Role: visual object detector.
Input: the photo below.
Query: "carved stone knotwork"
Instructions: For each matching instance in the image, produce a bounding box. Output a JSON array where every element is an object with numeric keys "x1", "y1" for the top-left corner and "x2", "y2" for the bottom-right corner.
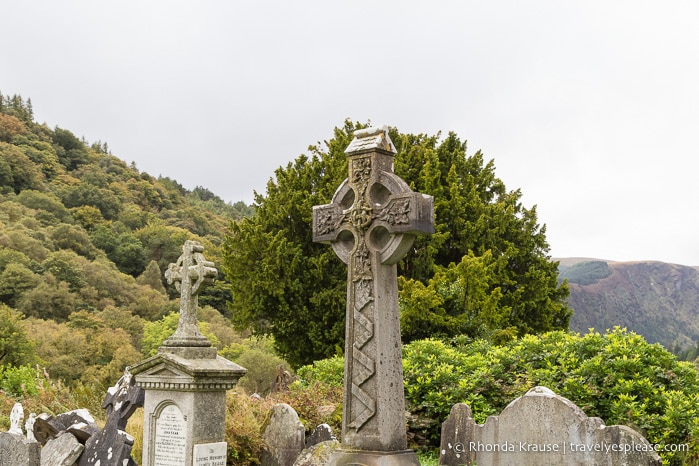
[{"x1": 313, "y1": 126, "x2": 434, "y2": 463}]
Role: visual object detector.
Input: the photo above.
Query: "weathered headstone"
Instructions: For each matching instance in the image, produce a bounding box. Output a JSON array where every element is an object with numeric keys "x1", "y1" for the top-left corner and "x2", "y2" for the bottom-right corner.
[
  {"x1": 131, "y1": 240, "x2": 246, "y2": 466},
  {"x1": 33, "y1": 410, "x2": 99, "y2": 446},
  {"x1": 307, "y1": 423, "x2": 336, "y2": 446},
  {"x1": 0, "y1": 432, "x2": 41, "y2": 466},
  {"x1": 41, "y1": 432, "x2": 84, "y2": 466},
  {"x1": 78, "y1": 367, "x2": 144, "y2": 465},
  {"x1": 439, "y1": 386, "x2": 662, "y2": 466},
  {"x1": 313, "y1": 126, "x2": 434, "y2": 465},
  {"x1": 259, "y1": 403, "x2": 305, "y2": 466},
  {"x1": 1, "y1": 404, "x2": 40, "y2": 466},
  {"x1": 292, "y1": 440, "x2": 340, "y2": 466},
  {"x1": 8, "y1": 403, "x2": 24, "y2": 435},
  {"x1": 25, "y1": 413, "x2": 38, "y2": 442}
]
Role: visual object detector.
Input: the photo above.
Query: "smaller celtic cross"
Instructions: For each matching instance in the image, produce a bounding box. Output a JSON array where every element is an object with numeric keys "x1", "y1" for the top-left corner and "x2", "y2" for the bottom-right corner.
[{"x1": 163, "y1": 240, "x2": 218, "y2": 347}]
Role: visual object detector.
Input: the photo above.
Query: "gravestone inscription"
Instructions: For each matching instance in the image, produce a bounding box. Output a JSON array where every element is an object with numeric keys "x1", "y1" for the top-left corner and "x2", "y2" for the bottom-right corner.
[
  {"x1": 313, "y1": 126, "x2": 434, "y2": 465},
  {"x1": 193, "y1": 442, "x2": 227, "y2": 466},
  {"x1": 154, "y1": 404, "x2": 187, "y2": 465}
]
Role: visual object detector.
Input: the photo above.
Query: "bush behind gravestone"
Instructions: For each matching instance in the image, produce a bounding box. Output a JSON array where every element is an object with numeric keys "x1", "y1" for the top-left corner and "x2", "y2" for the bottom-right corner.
[{"x1": 298, "y1": 328, "x2": 699, "y2": 465}]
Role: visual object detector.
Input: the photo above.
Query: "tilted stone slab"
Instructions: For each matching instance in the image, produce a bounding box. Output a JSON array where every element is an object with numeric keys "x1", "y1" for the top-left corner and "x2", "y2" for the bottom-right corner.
[
  {"x1": 307, "y1": 423, "x2": 337, "y2": 447},
  {"x1": 440, "y1": 386, "x2": 662, "y2": 466},
  {"x1": 41, "y1": 432, "x2": 84, "y2": 466}
]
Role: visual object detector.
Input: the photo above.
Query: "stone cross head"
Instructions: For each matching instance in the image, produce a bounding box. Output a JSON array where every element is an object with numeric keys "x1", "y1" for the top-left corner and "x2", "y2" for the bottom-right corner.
[{"x1": 163, "y1": 240, "x2": 218, "y2": 347}]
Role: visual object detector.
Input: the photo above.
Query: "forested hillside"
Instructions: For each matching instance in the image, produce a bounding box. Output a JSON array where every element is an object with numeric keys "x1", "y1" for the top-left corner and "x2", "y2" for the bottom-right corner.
[{"x1": 0, "y1": 93, "x2": 255, "y2": 386}]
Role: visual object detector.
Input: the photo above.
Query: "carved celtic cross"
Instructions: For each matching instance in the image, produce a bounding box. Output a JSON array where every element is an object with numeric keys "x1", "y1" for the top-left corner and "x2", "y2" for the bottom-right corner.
[
  {"x1": 313, "y1": 126, "x2": 434, "y2": 452},
  {"x1": 163, "y1": 240, "x2": 218, "y2": 347}
]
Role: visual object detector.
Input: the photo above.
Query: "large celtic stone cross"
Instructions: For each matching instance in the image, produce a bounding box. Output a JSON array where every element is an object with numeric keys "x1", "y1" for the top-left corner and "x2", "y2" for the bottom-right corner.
[
  {"x1": 163, "y1": 240, "x2": 218, "y2": 347},
  {"x1": 313, "y1": 126, "x2": 434, "y2": 454}
]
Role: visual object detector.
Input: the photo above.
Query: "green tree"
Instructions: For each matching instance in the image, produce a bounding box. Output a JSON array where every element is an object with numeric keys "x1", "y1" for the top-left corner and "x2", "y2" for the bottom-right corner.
[
  {"x1": 0, "y1": 262, "x2": 41, "y2": 307},
  {"x1": 222, "y1": 121, "x2": 569, "y2": 367},
  {"x1": 52, "y1": 127, "x2": 90, "y2": 170},
  {"x1": 136, "y1": 260, "x2": 167, "y2": 294},
  {"x1": 41, "y1": 250, "x2": 88, "y2": 292},
  {"x1": 90, "y1": 223, "x2": 147, "y2": 276},
  {"x1": 0, "y1": 142, "x2": 45, "y2": 194},
  {"x1": 58, "y1": 182, "x2": 123, "y2": 220},
  {"x1": 0, "y1": 305, "x2": 36, "y2": 366},
  {"x1": 15, "y1": 190, "x2": 72, "y2": 224},
  {"x1": 18, "y1": 273, "x2": 79, "y2": 321}
]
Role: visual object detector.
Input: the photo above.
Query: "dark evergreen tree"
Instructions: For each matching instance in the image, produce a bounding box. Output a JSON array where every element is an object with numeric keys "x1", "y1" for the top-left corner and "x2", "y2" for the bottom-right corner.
[{"x1": 222, "y1": 121, "x2": 570, "y2": 367}]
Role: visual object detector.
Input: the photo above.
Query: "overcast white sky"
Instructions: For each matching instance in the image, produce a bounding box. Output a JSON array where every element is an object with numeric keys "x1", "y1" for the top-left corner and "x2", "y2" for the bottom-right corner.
[{"x1": 2, "y1": 1, "x2": 698, "y2": 266}]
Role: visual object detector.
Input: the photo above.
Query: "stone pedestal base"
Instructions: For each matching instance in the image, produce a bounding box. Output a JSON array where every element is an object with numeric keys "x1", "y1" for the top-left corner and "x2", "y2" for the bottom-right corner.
[
  {"x1": 130, "y1": 350, "x2": 246, "y2": 466},
  {"x1": 327, "y1": 448, "x2": 420, "y2": 466}
]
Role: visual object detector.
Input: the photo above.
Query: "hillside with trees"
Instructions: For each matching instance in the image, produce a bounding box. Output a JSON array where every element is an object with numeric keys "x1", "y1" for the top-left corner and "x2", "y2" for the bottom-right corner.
[{"x1": 0, "y1": 92, "x2": 255, "y2": 388}]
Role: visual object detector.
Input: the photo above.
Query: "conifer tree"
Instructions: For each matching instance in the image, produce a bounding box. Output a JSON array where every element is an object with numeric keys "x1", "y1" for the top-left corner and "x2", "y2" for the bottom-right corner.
[{"x1": 224, "y1": 121, "x2": 570, "y2": 367}]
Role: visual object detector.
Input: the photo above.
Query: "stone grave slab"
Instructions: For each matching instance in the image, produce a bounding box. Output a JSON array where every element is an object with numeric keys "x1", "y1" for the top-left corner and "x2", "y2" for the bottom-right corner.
[
  {"x1": 260, "y1": 403, "x2": 305, "y2": 466},
  {"x1": 440, "y1": 386, "x2": 662, "y2": 466},
  {"x1": 41, "y1": 432, "x2": 84, "y2": 466},
  {"x1": 0, "y1": 431, "x2": 40, "y2": 466},
  {"x1": 193, "y1": 441, "x2": 227, "y2": 466}
]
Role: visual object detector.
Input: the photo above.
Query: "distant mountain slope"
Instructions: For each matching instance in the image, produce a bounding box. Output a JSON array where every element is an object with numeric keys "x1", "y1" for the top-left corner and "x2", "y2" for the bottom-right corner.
[{"x1": 560, "y1": 259, "x2": 699, "y2": 349}]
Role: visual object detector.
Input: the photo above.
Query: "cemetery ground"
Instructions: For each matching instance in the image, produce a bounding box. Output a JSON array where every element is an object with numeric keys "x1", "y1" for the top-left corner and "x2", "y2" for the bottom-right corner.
[{"x1": 3, "y1": 327, "x2": 699, "y2": 465}]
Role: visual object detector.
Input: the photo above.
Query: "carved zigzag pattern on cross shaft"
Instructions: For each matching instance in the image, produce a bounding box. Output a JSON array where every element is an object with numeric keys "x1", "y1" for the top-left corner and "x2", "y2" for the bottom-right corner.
[{"x1": 349, "y1": 279, "x2": 376, "y2": 430}]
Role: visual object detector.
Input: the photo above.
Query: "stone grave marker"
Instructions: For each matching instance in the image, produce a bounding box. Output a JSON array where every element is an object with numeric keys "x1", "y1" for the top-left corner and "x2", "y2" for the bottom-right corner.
[
  {"x1": 8, "y1": 403, "x2": 24, "y2": 436},
  {"x1": 259, "y1": 403, "x2": 305, "y2": 466},
  {"x1": 307, "y1": 423, "x2": 336, "y2": 446},
  {"x1": 25, "y1": 413, "x2": 38, "y2": 442},
  {"x1": 41, "y1": 432, "x2": 84, "y2": 466},
  {"x1": 131, "y1": 240, "x2": 247, "y2": 466},
  {"x1": 33, "y1": 410, "x2": 99, "y2": 446},
  {"x1": 313, "y1": 126, "x2": 434, "y2": 465},
  {"x1": 0, "y1": 403, "x2": 40, "y2": 466},
  {"x1": 78, "y1": 367, "x2": 144, "y2": 465},
  {"x1": 439, "y1": 386, "x2": 662, "y2": 466}
]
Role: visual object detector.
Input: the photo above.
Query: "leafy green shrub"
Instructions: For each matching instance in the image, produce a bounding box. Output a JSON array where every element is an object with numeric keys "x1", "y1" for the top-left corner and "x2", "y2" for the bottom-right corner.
[
  {"x1": 0, "y1": 364, "x2": 39, "y2": 397},
  {"x1": 296, "y1": 355, "x2": 344, "y2": 388},
  {"x1": 305, "y1": 328, "x2": 699, "y2": 465},
  {"x1": 234, "y1": 348, "x2": 290, "y2": 395}
]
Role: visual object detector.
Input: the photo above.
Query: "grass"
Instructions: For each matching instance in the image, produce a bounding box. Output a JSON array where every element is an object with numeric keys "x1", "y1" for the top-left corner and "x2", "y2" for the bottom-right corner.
[{"x1": 418, "y1": 449, "x2": 440, "y2": 465}]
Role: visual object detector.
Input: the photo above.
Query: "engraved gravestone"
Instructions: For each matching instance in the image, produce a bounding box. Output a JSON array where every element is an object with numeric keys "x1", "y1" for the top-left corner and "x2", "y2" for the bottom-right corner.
[
  {"x1": 153, "y1": 404, "x2": 187, "y2": 464},
  {"x1": 193, "y1": 442, "x2": 227, "y2": 466},
  {"x1": 131, "y1": 240, "x2": 246, "y2": 466},
  {"x1": 313, "y1": 126, "x2": 434, "y2": 466}
]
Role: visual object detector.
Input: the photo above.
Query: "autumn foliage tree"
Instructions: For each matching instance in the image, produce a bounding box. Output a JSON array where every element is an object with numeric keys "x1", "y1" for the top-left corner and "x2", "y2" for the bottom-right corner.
[{"x1": 223, "y1": 121, "x2": 570, "y2": 367}]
